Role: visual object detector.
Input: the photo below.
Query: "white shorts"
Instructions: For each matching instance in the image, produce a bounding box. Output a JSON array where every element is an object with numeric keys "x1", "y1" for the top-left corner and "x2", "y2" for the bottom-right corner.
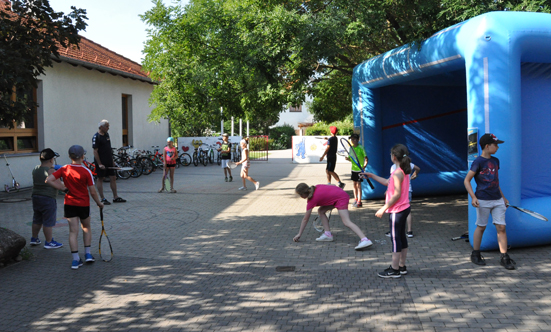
[
  {"x1": 476, "y1": 198, "x2": 506, "y2": 226},
  {"x1": 221, "y1": 159, "x2": 230, "y2": 169}
]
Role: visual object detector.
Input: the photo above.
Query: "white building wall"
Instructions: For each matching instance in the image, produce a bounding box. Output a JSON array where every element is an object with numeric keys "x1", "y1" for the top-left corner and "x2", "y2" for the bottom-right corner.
[
  {"x1": 273, "y1": 95, "x2": 314, "y2": 132},
  {"x1": 0, "y1": 62, "x2": 168, "y2": 189}
]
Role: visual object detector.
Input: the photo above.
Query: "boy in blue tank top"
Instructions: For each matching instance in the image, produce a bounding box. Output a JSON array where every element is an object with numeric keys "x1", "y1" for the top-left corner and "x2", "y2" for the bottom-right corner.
[{"x1": 464, "y1": 133, "x2": 515, "y2": 270}]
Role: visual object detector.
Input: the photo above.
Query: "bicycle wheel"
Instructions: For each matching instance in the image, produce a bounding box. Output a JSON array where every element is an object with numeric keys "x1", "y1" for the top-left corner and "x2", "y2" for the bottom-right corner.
[
  {"x1": 209, "y1": 150, "x2": 214, "y2": 164},
  {"x1": 217, "y1": 152, "x2": 221, "y2": 165},
  {"x1": 117, "y1": 161, "x2": 132, "y2": 180},
  {"x1": 156, "y1": 156, "x2": 164, "y2": 171},
  {"x1": 129, "y1": 159, "x2": 142, "y2": 178},
  {"x1": 193, "y1": 151, "x2": 198, "y2": 166},
  {"x1": 139, "y1": 157, "x2": 154, "y2": 175},
  {"x1": 201, "y1": 152, "x2": 208, "y2": 166},
  {"x1": 179, "y1": 153, "x2": 191, "y2": 166}
]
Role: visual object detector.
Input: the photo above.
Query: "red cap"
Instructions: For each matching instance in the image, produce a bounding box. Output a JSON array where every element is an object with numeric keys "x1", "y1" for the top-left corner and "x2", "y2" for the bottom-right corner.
[{"x1": 329, "y1": 126, "x2": 337, "y2": 134}]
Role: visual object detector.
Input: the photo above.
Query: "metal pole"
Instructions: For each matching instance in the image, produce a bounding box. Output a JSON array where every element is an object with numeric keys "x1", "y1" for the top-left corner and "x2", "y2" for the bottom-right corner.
[
  {"x1": 231, "y1": 116, "x2": 234, "y2": 136},
  {"x1": 220, "y1": 107, "x2": 223, "y2": 135},
  {"x1": 239, "y1": 119, "x2": 242, "y2": 137},
  {"x1": 247, "y1": 121, "x2": 249, "y2": 137}
]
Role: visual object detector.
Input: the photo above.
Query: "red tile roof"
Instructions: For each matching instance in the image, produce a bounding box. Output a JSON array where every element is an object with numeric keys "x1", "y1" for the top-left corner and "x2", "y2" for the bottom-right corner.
[{"x1": 57, "y1": 36, "x2": 152, "y2": 82}]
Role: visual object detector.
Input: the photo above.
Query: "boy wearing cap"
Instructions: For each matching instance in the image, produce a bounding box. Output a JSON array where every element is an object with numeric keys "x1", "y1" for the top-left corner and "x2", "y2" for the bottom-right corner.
[
  {"x1": 464, "y1": 133, "x2": 515, "y2": 270},
  {"x1": 218, "y1": 133, "x2": 233, "y2": 182},
  {"x1": 30, "y1": 148, "x2": 65, "y2": 249},
  {"x1": 320, "y1": 126, "x2": 345, "y2": 189},
  {"x1": 47, "y1": 145, "x2": 104, "y2": 270}
]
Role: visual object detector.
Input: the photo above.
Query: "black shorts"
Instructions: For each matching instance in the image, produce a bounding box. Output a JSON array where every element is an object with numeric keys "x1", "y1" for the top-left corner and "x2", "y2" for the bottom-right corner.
[
  {"x1": 95, "y1": 161, "x2": 116, "y2": 177},
  {"x1": 351, "y1": 171, "x2": 363, "y2": 182},
  {"x1": 166, "y1": 163, "x2": 176, "y2": 168},
  {"x1": 326, "y1": 158, "x2": 336, "y2": 172},
  {"x1": 64, "y1": 205, "x2": 90, "y2": 220}
]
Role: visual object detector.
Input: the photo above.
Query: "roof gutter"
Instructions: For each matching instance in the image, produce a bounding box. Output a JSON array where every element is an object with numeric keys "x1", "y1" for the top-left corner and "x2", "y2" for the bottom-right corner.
[{"x1": 51, "y1": 54, "x2": 157, "y2": 85}]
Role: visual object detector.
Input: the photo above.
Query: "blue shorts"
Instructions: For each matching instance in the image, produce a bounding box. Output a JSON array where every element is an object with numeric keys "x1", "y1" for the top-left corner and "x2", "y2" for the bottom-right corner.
[{"x1": 32, "y1": 195, "x2": 57, "y2": 228}]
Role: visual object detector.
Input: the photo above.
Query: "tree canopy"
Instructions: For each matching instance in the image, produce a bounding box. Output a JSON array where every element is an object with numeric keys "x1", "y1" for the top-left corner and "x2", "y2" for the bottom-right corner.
[
  {"x1": 142, "y1": 0, "x2": 551, "y2": 132},
  {"x1": 0, "y1": 0, "x2": 87, "y2": 128}
]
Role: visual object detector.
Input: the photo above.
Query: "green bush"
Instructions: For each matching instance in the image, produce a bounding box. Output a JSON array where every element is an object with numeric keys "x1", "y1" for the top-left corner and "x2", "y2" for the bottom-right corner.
[
  {"x1": 269, "y1": 124, "x2": 295, "y2": 150},
  {"x1": 249, "y1": 136, "x2": 268, "y2": 151},
  {"x1": 305, "y1": 117, "x2": 354, "y2": 136}
]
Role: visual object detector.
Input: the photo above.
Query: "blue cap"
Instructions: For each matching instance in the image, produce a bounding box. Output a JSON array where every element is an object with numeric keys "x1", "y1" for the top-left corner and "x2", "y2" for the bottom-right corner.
[{"x1": 167, "y1": 137, "x2": 174, "y2": 142}]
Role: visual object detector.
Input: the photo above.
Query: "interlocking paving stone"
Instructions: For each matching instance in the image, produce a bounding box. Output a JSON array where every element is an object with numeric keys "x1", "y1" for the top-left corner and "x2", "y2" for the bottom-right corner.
[{"x1": 1, "y1": 149, "x2": 551, "y2": 331}]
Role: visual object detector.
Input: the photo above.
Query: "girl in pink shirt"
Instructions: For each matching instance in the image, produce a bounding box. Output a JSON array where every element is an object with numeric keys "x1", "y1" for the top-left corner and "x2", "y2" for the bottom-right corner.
[
  {"x1": 159, "y1": 137, "x2": 178, "y2": 193},
  {"x1": 293, "y1": 183, "x2": 373, "y2": 250},
  {"x1": 363, "y1": 144, "x2": 411, "y2": 278}
]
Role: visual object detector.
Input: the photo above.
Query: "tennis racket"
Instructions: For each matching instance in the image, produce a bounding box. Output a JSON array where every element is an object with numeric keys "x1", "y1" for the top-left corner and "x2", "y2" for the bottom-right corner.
[
  {"x1": 227, "y1": 161, "x2": 239, "y2": 169},
  {"x1": 451, "y1": 232, "x2": 469, "y2": 241},
  {"x1": 163, "y1": 172, "x2": 171, "y2": 191},
  {"x1": 339, "y1": 138, "x2": 374, "y2": 189},
  {"x1": 98, "y1": 208, "x2": 113, "y2": 262},
  {"x1": 313, "y1": 209, "x2": 332, "y2": 232},
  {"x1": 108, "y1": 167, "x2": 134, "y2": 171},
  {"x1": 507, "y1": 204, "x2": 548, "y2": 221}
]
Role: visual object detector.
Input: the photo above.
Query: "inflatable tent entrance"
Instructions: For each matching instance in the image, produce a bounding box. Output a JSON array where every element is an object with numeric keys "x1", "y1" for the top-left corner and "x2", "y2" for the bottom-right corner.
[{"x1": 352, "y1": 12, "x2": 551, "y2": 250}]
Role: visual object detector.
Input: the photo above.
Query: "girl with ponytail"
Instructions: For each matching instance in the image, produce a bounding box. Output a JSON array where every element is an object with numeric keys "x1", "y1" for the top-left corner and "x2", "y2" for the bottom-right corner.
[
  {"x1": 293, "y1": 183, "x2": 373, "y2": 250},
  {"x1": 362, "y1": 144, "x2": 412, "y2": 278}
]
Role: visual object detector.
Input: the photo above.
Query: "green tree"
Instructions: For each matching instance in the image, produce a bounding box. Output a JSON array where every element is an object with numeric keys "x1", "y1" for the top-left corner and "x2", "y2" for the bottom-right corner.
[
  {"x1": 0, "y1": 0, "x2": 87, "y2": 128},
  {"x1": 142, "y1": 0, "x2": 551, "y2": 126}
]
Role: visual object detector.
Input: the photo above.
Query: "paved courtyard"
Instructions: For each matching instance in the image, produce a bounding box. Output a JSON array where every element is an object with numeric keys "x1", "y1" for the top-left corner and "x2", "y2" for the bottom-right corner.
[{"x1": 1, "y1": 149, "x2": 551, "y2": 332}]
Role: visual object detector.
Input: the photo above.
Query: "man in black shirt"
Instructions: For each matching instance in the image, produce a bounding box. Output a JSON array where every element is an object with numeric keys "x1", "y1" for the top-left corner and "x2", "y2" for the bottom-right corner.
[
  {"x1": 319, "y1": 126, "x2": 345, "y2": 189},
  {"x1": 92, "y1": 119, "x2": 126, "y2": 204}
]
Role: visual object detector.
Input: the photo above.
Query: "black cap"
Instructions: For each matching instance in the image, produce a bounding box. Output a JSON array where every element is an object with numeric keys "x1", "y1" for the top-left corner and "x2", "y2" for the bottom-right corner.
[
  {"x1": 349, "y1": 133, "x2": 359, "y2": 140},
  {"x1": 479, "y1": 133, "x2": 504, "y2": 149},
  {"x1": 40, "y1": 148, "x2": 59, "y2": 161},
  {"x1": 68, "y1": 145, "x2": 86, "y2": 159}
]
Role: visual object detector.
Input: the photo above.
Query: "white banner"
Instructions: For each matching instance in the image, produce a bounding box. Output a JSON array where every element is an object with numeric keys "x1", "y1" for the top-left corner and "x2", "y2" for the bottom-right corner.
[{"x1": 292, "y1": 136, "x2": 349, "y2": 164}]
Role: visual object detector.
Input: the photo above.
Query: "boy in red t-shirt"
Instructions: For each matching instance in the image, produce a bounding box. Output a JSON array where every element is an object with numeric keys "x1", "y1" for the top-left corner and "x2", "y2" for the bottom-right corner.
[{"x1": 47, "y1": 145, "x2": 104, "y2": 270}]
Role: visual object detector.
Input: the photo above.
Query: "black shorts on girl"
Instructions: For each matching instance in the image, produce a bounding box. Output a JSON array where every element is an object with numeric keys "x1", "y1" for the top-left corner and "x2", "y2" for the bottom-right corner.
[
  {"x1": 351, "y1": 171, "x2": 363, "y2": 182},
  {"x1": 388, "y1": 207, "x2": 411, "y2": 252},
  {"x1": 64, "y1": 205, "x2": 90, "y2": 220},
  {"x1": 166, "y1": 163, "x2": 176, "y2": 168}
]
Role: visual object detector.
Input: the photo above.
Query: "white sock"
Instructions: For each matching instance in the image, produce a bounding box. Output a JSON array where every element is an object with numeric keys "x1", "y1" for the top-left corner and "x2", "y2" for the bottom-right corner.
[{"x1": 72, "y1": 252, "x2": 79, "y2": 261}]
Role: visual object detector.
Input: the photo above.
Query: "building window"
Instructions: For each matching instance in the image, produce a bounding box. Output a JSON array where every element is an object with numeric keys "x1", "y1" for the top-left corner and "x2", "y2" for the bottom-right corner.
[
  {"x1": 122, "y1": 95, "x2": 129, "y2": 147},
  {"x1": 0, "y1": 86, "x2": 38, "y2": 153},
  {"x1": 289, "y1": 104, "x2": 302, "y2": 112}
]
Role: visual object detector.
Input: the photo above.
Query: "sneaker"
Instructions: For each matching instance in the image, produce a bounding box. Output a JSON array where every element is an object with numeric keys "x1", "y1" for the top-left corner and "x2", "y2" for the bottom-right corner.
[
  {"x1": 229, "y1": 176, "x2": 233, "y2": 182},
  {"x1": 338, "y1": 182, "x2": 346, "y2": 189},
  {"x1": 385, "y1": 231, "x2": 391, "y2": 237},
  {"x1": 238, "y1": 186, "x2": 247, "y2": 191},
  {"x1": 355, "y1": 239, "x2": 373, "y2": 250},
  {"x1": 100, "y1": 198, "x2": 111, "y2": 205},
  {"x1": 85, "y1": 253, "x2": 95, "y2": 263},
  {"x1": 71, "y1": 258, "x2": 84, "y2": 270},
  {"x1": 399, "y1": 265, "x2": 408, "y2": 275},
  {"x1": 500, "y1": 253, "x2": 516, "y2": 270},
  {"x1": 470, "y1": 250, "x2": 486, "y2": 266},
  {"x1": 44, "y1": 239, "x2": 63, "y2": 249},
  {"x1": 352, "y1": 201, "x2": 358, "y2": 208},
  {"x1": 158, "y1": 188, "x2": 165, "y2": 193},
  {"x1": 356, "y1": 202, "x2": 362, "y2": 208},
  {"x1": 225, "y1": 177, "x2": 228, "y2": 182},
  {"x1": 30, "y1": 237, "x2": 41, "y2": 246},
  {"x1": 378, "y1": 265, "x2": 401, "y2": 278},
  {"x1": 255, "y1": 182, "x2": 260, "y2": 190},
  {"x1": 316, "y1": 233, "x2": 334, "y2": 242},
  {"x1": 170, "y1": 189, "x2": 177, "y2": 193},
  {"x1": 407, "y1": 231, "x2": 414, "y2": 238}
]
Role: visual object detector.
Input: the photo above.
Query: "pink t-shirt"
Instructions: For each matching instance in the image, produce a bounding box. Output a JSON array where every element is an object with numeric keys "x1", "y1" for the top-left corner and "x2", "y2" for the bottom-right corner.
[
  {"x1": 386, "y1": 168, "x2": 410, "y2": 213},
  {"x1": 306, "y1": 184, "x2": 349, "y2": 211},
  {"x1": 164, "y1": 146, "x2": 177, "y2": 165}
]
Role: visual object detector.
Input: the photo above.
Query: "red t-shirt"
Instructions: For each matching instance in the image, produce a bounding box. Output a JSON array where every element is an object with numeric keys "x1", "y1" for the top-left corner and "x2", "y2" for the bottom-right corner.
[
  {"x1": 306, "y1": 184, "x2": 350, "y2": 211},
  {"x1": 53, "y1": 164, "x2": 94, "y2": 207}
]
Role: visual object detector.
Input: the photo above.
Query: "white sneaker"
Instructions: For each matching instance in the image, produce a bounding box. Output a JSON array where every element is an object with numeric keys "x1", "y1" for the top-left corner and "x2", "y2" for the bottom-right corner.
[
  {"x1": 316, "y1": 233, "x2": 334, "y2": 242},
  {"x1": 355, "y1": 239, "x2": 373, "y2": 250},
  {"x1": 255, "y1": 182, "x2": 260, "y2": 190},
  {"x1": 238, "y1": 186, "x2": 247, "y2": 191}
]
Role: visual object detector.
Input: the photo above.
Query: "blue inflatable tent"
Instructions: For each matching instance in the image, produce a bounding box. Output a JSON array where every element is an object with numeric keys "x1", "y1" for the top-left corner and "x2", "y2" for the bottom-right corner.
[{"x1": 353, "y1": 12, "x2": 551, "y2": 250}]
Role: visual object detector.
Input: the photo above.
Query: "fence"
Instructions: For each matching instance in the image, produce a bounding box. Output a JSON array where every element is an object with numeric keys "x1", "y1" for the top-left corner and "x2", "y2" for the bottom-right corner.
[{"x1": 248, "y1": 135, "x2": 269, "y2": 161}]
